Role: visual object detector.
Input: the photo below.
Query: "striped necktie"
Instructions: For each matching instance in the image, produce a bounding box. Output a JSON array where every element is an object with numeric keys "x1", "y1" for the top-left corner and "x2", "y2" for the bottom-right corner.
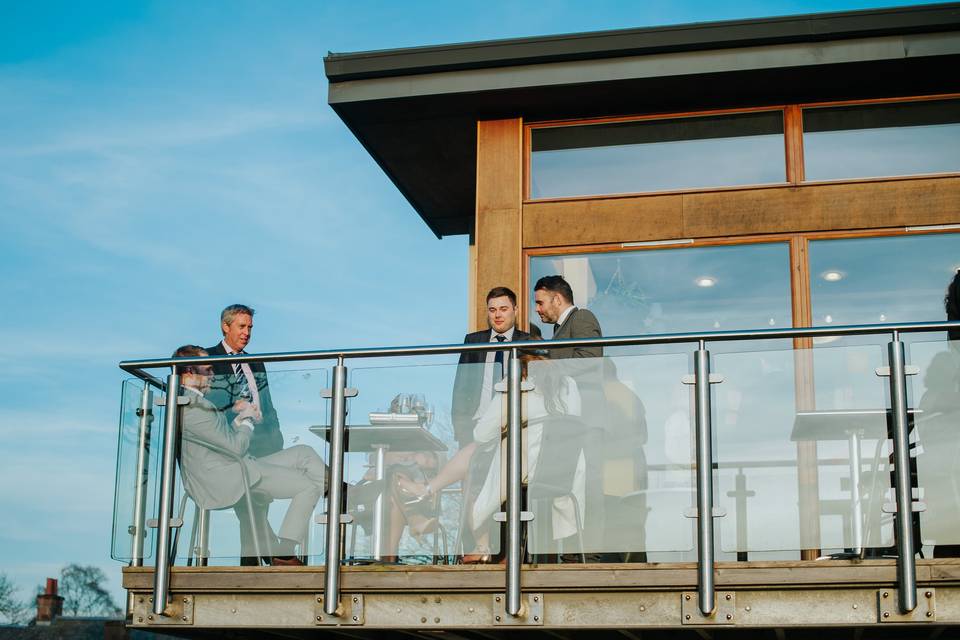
[{"x1": 232, "y1": 357, "x2": 252, "y2": 400}]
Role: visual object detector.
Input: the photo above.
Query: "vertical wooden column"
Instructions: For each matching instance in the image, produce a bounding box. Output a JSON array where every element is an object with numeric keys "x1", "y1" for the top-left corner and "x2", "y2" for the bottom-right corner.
[
  {"x1": 474, "y1": 118, "x2": 523, "y2": 331},
  {"x1": 791, "y1": 235, "x2": 822, "y2": 560}
]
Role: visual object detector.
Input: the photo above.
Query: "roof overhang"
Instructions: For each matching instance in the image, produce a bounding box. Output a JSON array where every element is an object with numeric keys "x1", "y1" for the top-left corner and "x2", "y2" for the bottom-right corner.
[{"x1": 325, "y1": 3, "x2": 960, "y2": 238}]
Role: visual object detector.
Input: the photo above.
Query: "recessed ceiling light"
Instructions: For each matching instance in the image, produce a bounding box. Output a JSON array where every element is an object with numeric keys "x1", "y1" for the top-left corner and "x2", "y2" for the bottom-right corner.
[
  {"x1": 695, "y1": 276, "x2": 717, "y2": 288},
  {"x1": 822, "y1": 270, "x2": 844, "y2": 282}
]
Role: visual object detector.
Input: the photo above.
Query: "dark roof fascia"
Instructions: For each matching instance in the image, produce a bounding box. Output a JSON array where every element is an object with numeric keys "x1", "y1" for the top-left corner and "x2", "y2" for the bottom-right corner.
[
  {"x1": 325, "y1": 2, "x2": 960, "y2": 82},
  {"x1": 329, "y1": 102, "x2": 447, "y2": 239}
]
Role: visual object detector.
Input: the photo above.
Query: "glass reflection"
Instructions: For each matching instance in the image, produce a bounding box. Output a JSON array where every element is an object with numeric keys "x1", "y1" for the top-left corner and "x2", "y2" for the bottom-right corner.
[
  {"x1": 809, "y1": 233, "x2": 960, "y2": 328},
  {"x1": 911, "y1": 339, "x2": 960, "y2": 555},
  {"x1": 529, "y1": 242, "x2": 792, "y2": 339},
  {"x1": 804, "y1": 99, "x2": 960, "y2": 181},
  {"x1": 531, "y1": 111, "x2": 786, "y2": 198}
]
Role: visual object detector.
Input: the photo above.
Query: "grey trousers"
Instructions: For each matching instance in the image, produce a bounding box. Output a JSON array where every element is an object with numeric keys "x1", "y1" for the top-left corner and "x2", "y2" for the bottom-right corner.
[{"x1": 252, "y1": 445, "x2": 327, "y2": 546}]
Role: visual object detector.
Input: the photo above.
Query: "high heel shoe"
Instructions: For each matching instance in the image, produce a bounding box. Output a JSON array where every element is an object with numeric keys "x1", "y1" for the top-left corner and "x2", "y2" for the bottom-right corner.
[{"x1": 395, "y1": 477, "x2": 437, "y2": 511}]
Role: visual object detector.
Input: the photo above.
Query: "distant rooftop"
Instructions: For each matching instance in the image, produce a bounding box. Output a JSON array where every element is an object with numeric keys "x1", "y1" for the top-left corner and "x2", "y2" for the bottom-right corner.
[{"x1": 325, "y1": 3, "x2": 960, "y2": 237}]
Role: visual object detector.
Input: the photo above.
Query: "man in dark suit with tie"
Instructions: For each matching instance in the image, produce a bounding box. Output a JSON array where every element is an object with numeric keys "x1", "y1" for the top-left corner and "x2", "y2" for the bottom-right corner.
[
  {"x1": 206, "y1": 303, "x2": 284, "y2": 564},
  {"x1": 206, "y1": 304, "x2": 283, "y2": 458},
  {"x1": 451, "y1": 287, "x2": 530, "y2": 449}
]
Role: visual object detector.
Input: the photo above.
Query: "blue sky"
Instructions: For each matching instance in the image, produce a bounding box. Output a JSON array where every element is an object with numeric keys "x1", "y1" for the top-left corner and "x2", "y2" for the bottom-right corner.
[{"x1": 0, "y1": 0, "x2": 933, "y2": 611}]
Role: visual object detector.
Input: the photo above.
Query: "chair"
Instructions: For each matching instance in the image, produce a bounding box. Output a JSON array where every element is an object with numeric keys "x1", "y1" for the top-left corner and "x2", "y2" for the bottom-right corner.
[
  {"x1": 169, "y1": 435, "x2": 270, "y2": 566},
  {"x1": 525, "y1": 416, "x2": 590, "y2": 563}
]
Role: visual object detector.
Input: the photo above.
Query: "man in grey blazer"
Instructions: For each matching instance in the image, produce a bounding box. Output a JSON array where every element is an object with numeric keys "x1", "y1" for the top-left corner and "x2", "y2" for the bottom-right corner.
[
  {"x1": 533, "y1": 275, "x2": 605, "y2": 423},
  {"x1": 533, "y1": 275, "x2": 610, "y2": 559},
  {"x1": 174, "y1": 345, "x2": 327, "y2": 566}
]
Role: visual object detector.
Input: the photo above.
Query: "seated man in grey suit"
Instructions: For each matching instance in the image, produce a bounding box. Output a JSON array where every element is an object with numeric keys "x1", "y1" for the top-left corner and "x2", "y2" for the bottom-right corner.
[{"x1": 174, "y1": 345, "x2": 327, "y2": 566}]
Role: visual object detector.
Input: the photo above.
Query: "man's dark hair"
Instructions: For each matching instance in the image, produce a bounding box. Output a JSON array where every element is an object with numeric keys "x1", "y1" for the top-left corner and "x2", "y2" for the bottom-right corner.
[
  {"x1": 486, "y1": 286, "x2": 517, "y2": 306},
  {"x1": 534, "y1": 275, "x2": 574, "y2": 304},
  {"x1": 946, "y1": 271, "x2": 960, "y2": 321},
  {"x1": 172, "y1": 344, "x2": 209, "y2": 374},
  {"x1": 945, "y1": 271, "x2": 960, "y2": 342}
]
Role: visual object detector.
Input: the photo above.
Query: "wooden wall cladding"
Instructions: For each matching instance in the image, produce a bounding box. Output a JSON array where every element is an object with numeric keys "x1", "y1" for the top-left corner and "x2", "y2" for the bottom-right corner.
[{"x1": 523, "y1": 176, "x2": 960, "y2": 248}]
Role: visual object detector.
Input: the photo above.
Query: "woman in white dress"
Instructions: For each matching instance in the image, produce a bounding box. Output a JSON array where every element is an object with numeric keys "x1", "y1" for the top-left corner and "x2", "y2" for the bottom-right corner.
[{"x1": 397, "y1": 353, "x2": 584, "y2": 561}]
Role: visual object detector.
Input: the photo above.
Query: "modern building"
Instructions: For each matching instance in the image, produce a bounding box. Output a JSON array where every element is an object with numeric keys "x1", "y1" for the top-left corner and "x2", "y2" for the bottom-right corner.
[{"x1": 116, "y1": 4, "x2": 960, "y2": 636}]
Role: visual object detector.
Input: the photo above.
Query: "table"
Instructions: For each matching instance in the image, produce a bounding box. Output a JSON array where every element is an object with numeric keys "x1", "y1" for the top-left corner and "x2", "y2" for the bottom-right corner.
[
  {"x1": 310, "y1": 423, "x2": 447, "y2": 560},
  {"x1": 791, "y1": 408, "x2": 920, "y2": 555}
]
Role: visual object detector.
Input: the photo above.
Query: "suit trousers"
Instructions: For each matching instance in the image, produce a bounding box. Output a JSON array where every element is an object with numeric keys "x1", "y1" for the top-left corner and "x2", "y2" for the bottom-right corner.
[{"x1": 252, "y1": 445, "x2": 327, "y2": 546}]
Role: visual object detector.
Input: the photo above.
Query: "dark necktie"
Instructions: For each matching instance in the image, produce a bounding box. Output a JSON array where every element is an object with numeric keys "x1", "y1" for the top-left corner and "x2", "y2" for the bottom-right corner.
[
  {"x1": 493, "y1": 334, "x2": 507, "y2": 372},
  {"x1": 232, "y1": 354, "x2": 252, "y2": 401},
  {"x1": 553, "y1": 323, "x2": 561, "y2": 337}
]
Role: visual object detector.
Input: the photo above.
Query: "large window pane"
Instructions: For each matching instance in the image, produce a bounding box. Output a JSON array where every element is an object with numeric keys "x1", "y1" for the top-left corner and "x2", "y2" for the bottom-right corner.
[
  {"x1": 530, "y1": 111, "x2": 786, "y2": 198},
  {"x1": 809, "y1": 233, "x2": 960, "y2": 327},
  {"x1": 803, "y1": 99, "x2": 960, "y2": 181},
  {"x1": 529, "y1": 242, "x2": 793, "y2": 338}
]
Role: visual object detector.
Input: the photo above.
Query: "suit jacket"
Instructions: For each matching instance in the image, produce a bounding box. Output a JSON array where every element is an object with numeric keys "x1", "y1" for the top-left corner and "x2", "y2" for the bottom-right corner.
[
  {"x1": 548, "y1": 307, "x2": 608, "y2": 430},
  {"x1": 205, "y1": 342, "x2": 283, "y2": 457},
  {"x1": 450, "y1": 328, "x2": 530, "y2": 448},
  {"x1": 178, "y1": 390, "x2": 261, "y2": 510}
]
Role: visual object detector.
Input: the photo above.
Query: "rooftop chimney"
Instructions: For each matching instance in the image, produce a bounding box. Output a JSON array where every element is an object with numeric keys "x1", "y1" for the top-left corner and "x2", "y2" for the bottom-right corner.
[{"x1": 35, "y1": 578, "x2": 63, "y2": 625}]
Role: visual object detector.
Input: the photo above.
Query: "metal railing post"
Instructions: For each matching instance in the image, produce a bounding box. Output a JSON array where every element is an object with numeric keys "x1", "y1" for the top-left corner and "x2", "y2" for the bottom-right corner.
[
  {"x1": 131, "y1": 384, "x2": 153, "y2": 567},
  {"x1": 505, "y1": 347, "x2": 524, "y2": 617},
  {"x1": 887, "y1": 333, "x2": 917, "y2": 613},
  {"x1": 152, "y1": 371, "x2": 180, "y2": 616},
  {"x1": 323, "y1": 357, "x2": 349, "y2": 617},
  {"x1": 371, "y1": 444, "x2": 387, "y2": 561},
  {"x1": 694, "y1": 342, "x2": 716, "y2": 616},
  {"x1": 197, "y1": 509, "x2": 210, "y2": 567}
]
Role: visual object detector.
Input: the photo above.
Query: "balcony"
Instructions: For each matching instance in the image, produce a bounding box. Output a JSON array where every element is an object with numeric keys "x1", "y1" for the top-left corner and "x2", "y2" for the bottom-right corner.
[{"x1": 113, "y1": 322, "x2": 960, "y2": 635}]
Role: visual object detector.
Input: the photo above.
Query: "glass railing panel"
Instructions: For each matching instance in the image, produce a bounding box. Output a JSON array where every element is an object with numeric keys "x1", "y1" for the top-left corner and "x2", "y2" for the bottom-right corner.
[
  {"x1": 112, "y1": 378, "x2": 163, "y2": 564},
  {"x1": 172, "y1": 367, "x2": 331, "y2": 565},
  {"x1": 331, "y1": 359, "x2": 495, "y2": 564},
  {"x1": 713, "y1": 340, "x2": 894, "y2": 555},
  {"x1": 908, "y1": 338, "x2": 960, "y2": 553},
  {"x1": 527, "y1": 352, "x2": 694, "y2": 558}
]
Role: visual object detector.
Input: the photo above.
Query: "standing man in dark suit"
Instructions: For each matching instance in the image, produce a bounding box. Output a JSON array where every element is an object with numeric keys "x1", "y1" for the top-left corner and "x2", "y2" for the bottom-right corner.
[
  {"x1": 206, "y1": 304, "x2": 284, "y2": 564},
  {"x1": 206, "y1": 304, "x2": 283, "y2": 458},
  {"x1": 451, "y1": 287, "x2": 530, "y2": 449},
  {"x1": 533, "y1": 275, "x2": 610, "y2": 559}
]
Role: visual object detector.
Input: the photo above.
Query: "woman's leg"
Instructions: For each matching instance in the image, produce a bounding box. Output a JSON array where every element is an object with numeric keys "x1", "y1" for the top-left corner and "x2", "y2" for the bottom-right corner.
[{"x1": 398, "y1": 442, "x2": 477, "y2": 496}]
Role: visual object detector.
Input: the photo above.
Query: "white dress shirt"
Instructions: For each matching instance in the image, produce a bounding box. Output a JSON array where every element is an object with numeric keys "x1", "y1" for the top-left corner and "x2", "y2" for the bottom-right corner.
[
  {"x1": 554, "y1": 305, "x2": 576, "y2": 335},
  {"x1": 222, "y1": 340, "x2": 261, "y2": 410},
  {"x1": 473, "y1": 326, "x2": 516, "y2": 420}
]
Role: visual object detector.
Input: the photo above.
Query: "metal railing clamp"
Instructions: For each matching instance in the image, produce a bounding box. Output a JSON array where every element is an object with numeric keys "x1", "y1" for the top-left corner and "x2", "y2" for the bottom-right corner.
[
  {"x1": 315, "y1": 594, "x2": 364, "y2": 625},
  {"x1": 131, "y1": 594, "x2": 193, "y2": 626},
  {"x1": 320, "y1": 387, "x2": 358, "y2": 398},
  {"x1": 681, "y1": 592, "x2": 735, "y2": 625},
  {"x1": 878, "y1": 588, "x2": 936, "y2": 622},
  {"x1": 492, "y1": 594, "x2": 543, "y2": 625},
  {"x1": 147, "y1": 517, "x2": 183, "y2": 528}
]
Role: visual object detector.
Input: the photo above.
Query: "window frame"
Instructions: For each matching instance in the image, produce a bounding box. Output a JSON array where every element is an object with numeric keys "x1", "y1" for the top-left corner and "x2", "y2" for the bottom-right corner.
[{"x1": 524, "y1": 93, "x2": 960, "y2": 203}]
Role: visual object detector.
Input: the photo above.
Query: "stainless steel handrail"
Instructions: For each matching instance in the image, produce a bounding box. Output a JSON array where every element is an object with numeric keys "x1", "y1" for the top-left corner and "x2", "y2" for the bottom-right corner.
[{"x1": 119, "y1": 321, "x2": 960, "y2": 379}]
